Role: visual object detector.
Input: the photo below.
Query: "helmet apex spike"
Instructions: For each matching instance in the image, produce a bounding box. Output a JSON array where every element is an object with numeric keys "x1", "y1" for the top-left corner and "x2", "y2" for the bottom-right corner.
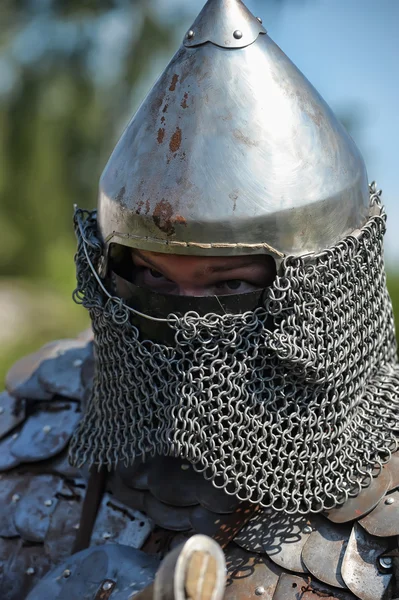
[{"x1": 184, "y1": 0, "x2": 267, "y2": 49}]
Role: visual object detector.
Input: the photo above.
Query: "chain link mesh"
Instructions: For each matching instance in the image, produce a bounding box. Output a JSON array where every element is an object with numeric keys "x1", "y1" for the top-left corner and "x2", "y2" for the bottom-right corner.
[{"x1": 69, "y1": 185, "x2": 399, "y2": 514}]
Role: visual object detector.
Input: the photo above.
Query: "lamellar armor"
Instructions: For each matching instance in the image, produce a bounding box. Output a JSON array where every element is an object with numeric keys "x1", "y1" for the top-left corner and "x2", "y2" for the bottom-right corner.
[{"x1": 1, "y1": 1, "x2": 398, "y2": 599}]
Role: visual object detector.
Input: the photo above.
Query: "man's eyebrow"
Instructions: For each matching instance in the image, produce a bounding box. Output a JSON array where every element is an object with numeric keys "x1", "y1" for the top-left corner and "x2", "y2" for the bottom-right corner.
[
  {"x1": 208, "y1": 261, "x2": 255, "y2": 273},
  {"x1": 133, "y1": 250, "x2": 163, "y2": 271},
  {"x1": 133, "y1": 250, "x2": 259, "y2": 274}
]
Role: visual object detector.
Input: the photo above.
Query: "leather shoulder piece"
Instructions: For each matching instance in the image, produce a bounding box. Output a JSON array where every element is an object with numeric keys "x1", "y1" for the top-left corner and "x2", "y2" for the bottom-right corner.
[{"x1": 231, "y1": 452, "x2": 399, "y2": 600}]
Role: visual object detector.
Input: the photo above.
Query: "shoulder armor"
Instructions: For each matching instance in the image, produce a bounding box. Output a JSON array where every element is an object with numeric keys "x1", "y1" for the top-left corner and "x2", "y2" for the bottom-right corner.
[
  {"x1": 0, "y1": 334, "x2": 94, "y2": 599},
  {"x1": 25, "y1": 544, "x2": 159, "y2": 600},
  {"x1": 0, "y1": 472, "x2": 85, "y2": 599},
  {"x1": 108, "y1": 453, "x2": 399, "y2": 599},
  {"x1": 6, "y1": 335, "x2": 93, "y2": 403}
]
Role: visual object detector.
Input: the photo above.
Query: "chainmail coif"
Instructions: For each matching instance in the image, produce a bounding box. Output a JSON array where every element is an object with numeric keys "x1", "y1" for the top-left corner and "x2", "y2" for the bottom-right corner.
[{"x1": 69, "y1": 186, "x2": 399, "y2": 514}]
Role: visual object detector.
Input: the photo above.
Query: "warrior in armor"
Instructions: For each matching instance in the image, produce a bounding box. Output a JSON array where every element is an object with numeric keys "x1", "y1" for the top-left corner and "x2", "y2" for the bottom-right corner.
[{"x1": 1, "y1": 0, "x2": 399, "y2": 598}]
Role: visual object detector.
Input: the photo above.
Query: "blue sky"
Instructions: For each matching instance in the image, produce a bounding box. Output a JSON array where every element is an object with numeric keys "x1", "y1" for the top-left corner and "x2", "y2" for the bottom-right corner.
[{"x1": 151, "y1": 0, "x2": 399, "y2": 264}]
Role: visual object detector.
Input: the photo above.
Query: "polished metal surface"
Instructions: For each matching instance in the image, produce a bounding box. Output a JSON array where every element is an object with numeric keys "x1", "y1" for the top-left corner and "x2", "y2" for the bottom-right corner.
[
  {"x1": 385, "y1": 450, "x2": 399, "y2": 490},
  {"x1": 341, "y1": 523, "x2": 391, "y2": 600},
  {"x1": 359, "y1": 489, "x2": 399, "y2": 537},
  {"x1": 99, "y1": 0, "x2": 368, "y2": 262},
  {"x1": 301, "y1": 520, "x2": 351, "y2": 589},
  {"x1": 235, "y1": 511, "x2": 320, "y2": 573},
  {"x1": 183, "y1": 0, "x2": 266, "y2": 49},
  {"x1": 224, "y1": 545, "x2": 282, "y2": 600},
  {"x1": 324, "y1": 466, "x2": 392, "y2": 524}
]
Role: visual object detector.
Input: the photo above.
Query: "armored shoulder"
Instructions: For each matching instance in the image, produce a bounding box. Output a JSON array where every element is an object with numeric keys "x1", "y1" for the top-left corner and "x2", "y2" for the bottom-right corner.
[
  {"x1": 0, "y1": 334, "x2": 92, "y2": 599},
  {"x1": 105, "y1": 453, "x2": 399, "y2": 599}
]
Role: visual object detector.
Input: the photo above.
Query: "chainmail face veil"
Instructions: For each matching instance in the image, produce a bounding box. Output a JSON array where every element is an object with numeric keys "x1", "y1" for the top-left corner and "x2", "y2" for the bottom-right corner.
[{"x1": 69, "y1": 186, "x2": 399, "y2": 514}]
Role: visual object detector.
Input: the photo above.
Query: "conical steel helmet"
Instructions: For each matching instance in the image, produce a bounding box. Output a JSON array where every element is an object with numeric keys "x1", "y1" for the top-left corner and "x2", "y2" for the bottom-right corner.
[{"x1": 98, "y1": 0, "x2": 369, "y2": 267}]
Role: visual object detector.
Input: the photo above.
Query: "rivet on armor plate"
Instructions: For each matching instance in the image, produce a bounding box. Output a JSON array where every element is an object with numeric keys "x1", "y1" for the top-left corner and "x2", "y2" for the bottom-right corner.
[
  {"x1": 73, "y1": 359, "x2": 83, "y2": 368},
  {"x1": 255, "y1": 586, "x2": 265, "y2": 596},
  {"x1": 257, "y1": 17, "x2": 263, "y2": 23},
  {"x1": 385, "y1": 497, "x2": 395, "y2": 505},
  {"x1": 44, "y1": 499, "x2": 53, "y2": 507},
  {"x1": 26, "y1": 567, "x2": 35, "y2": 575},
  {"x1": 12, "y1": 433, "x2": 18, "y2": 439},
  {"x1": 303, "y1": 525, "x2": 313, "y2": 534},
  {"x1": 102, "y1": 581, "x2": 114, "y2": 591},
  {"x1": 187, "y1": 30, "x2": 195, "y2": 39},
  {"x1": 102, "y1": 531, "x2": 112, "y2": 539},
  {"x1": 233, "y1": 30, "x2": 243, "y2": 40},
  {"x1": 43, "y1": 425, "x2": 52, "y2": 433},
  {"x1": 379, "y1": 557, "x2": 392, "y2": 569},
  {"x1": 63, "y1": 569, "x2": 71, "y2": 578},
  {"x1": 12, "y1": 493, "x2": 20, "y2": 503}
]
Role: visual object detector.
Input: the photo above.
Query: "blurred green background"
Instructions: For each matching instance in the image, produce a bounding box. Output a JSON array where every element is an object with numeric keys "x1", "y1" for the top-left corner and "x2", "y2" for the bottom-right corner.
[{"x1": 0, "y1": 0, "x2": 398, "y2": 383}]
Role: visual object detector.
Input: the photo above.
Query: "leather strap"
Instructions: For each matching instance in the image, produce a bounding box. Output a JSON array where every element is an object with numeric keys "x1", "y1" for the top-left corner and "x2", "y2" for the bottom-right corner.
[{"x1": 73, "y1": 466, "x2": 107, "y2": 554}]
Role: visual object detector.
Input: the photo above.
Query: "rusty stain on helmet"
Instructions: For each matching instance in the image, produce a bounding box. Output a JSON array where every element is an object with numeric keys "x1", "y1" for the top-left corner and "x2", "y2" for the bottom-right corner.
[
  {"x1": 157, "y1": 128, "x2": 165, "y2": 144},
  {"x1": 170, "y1": 127, "x2": 182, "y2": 153},
  {"x1": 135, "y1": 199, "x2": 151, "y2": 216},
  {"x1": 181, "y1": 93, "x2": 189, "y2": 109},
  {"x1": 169, "y1": 74, "x2": 179, "y2": 92},
  {"x1": 174, "y1": 215, "x2": 187, "y2": 226},
  {"x1": 152, "y1": 200, "x2": 187, "y2": 236},
  {"x1": 153, "y1": 198, "x2": 175, "y2": 235}
]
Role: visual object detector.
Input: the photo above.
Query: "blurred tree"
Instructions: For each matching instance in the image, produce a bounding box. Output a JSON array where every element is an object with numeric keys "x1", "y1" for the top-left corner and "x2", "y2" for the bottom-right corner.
[{"x1": 0, "y1": 0, "x2": 181, "y2": 290}]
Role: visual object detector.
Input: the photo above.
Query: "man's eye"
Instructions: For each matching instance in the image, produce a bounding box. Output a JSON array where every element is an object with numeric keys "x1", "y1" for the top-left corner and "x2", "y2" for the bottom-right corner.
[
  {"x1": 149, "y1": 269, "x2": 164, "y2": 279},
  {"x1": 226, "y1": 280, "x2": 243, "y2": 290}
]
